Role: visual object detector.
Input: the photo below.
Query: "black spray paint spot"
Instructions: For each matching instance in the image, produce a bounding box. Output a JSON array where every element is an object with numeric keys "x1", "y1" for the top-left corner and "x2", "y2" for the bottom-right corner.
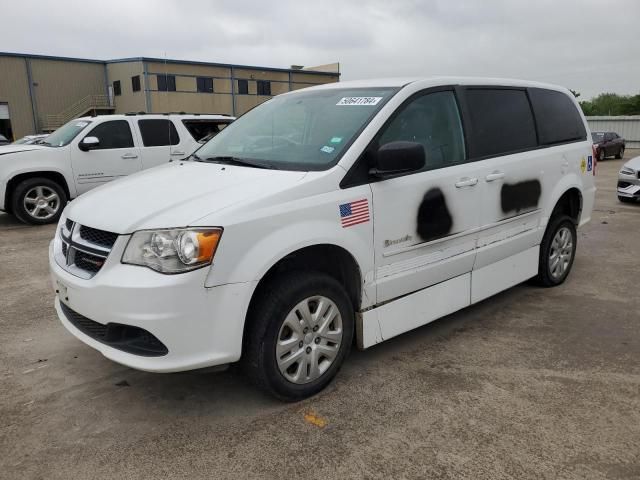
[
  {"x1": 500, "y1": 180, "x2": 541, "y2": 214},
  {"x1": 417, "y1": 188, "x2": 453, "y2": 242}
]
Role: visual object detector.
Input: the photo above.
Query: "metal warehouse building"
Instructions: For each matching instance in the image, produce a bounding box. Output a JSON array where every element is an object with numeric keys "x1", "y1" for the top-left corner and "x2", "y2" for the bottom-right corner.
[{"x1": 0, "y1": 52, "x2": 340, "y2": 140}]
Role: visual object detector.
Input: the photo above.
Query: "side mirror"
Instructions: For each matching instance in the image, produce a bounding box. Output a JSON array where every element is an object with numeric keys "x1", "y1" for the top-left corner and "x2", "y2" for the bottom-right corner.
[
  {"x1": 370, "y1": 141, "x2": 425, "y2": 177},
  {"x1": 79, "y1": 136, "x2": 100, "y2": 151}
]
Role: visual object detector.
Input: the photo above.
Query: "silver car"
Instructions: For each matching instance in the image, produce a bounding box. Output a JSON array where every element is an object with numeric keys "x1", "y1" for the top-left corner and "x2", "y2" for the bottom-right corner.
[{"x1": 618, "y1": 156, "x2": 640, "y2": 203}]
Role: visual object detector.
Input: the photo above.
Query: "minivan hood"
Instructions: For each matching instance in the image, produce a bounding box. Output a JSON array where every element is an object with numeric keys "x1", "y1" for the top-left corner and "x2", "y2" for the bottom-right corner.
[
  {"x1": 64, "y1": 161, "x2": 307, "y2": 233},
  {"x1": 623, "y1": 156, "x2": 640, "y2": 171}
]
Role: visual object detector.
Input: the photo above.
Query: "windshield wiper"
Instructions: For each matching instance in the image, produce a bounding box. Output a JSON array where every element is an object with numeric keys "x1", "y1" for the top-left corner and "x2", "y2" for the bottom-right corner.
[{"x1": 202, "y1": 156, "x2": 276, "y2": 169}]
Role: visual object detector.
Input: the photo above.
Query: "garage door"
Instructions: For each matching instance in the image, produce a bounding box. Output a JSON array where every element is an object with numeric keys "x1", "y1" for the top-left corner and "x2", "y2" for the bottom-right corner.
[{"x1": 0, "y1": 104, "x2": 9, "y2": 120}]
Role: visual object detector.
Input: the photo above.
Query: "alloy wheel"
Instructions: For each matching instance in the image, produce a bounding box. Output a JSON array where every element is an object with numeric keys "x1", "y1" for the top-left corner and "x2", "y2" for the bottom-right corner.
[
  {"x1": 548, "y1": 226, "x2": 574, "y2": 280},
  {"x1": 23, "y1": 186, "x2": 60, "y2": 220},
  {"x1": 276, "y1": 295, "x2": 343, "y2": 384}
]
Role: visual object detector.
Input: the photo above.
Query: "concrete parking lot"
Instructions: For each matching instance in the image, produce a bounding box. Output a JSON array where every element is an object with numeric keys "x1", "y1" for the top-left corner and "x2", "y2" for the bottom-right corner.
[{"x1": 1, "y1": 154, "x2": 639, "y2": 479}]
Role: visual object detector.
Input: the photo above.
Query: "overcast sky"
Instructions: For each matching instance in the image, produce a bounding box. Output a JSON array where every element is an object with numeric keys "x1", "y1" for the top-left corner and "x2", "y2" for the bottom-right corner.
[{"x1": 2, "y1": 0, "x2": 638, "y2": 99}]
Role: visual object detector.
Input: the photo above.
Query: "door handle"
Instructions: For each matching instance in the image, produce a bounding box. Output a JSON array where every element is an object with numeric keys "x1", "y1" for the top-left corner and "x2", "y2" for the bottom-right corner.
[
  {"x1": 455, "y1": 177, "x2": 478, "y2": 188},
  {"x1": 171, "y1": 151, "x2": 186, "y2": 156},
  {"x1": 485, "y1": 171, "x2": 505, "y2": 182},
  {"x1": 121, "y1": 153, "x2": 138, "y2": 159}
]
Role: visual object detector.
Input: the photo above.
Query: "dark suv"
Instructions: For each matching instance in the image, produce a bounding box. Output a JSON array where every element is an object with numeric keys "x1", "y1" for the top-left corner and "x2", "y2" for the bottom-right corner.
[{"x1": 592, "y1": 131, "x2": 625, "y2": 161}]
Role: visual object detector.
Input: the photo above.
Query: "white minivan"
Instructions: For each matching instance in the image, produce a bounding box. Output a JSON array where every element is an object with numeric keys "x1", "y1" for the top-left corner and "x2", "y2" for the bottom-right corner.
[
  {"x1": 49, "y1": 78, "x2": 596, "y2": 400},
  {"x1": 0, "y1": 113, "x2": 233, "y2": 225}
]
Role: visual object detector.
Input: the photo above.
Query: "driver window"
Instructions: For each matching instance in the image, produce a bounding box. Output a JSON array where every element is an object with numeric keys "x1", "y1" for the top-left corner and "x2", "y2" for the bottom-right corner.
[
  {"x1": 86, "y1": 120, "x2": 134, "y2": 150},
  {"x1": 378, "y1": 91, "x2": 466, "y2": 171}
]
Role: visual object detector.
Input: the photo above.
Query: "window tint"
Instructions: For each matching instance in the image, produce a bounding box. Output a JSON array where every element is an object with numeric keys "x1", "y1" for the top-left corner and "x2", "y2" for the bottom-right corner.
[
  {"x1": 197, "y1": 77, "x2": 214, "y2": 93},
  {"x1": 157, "y1": 74, "x2": 176, "y2": 92},
  {"x1": 604, "y1": 132, "x2": 614, "y2": 141},
  {"x1": 182, "y1": 120, "x2": 230, "y2": 142},
  {"x1": 138, "y1": 119, "x2": 180, "y2": 146},
  {"x1": 257, "y1": 80, "x2": 271, "y2": 96},
  {"x1": 237, "y1": 79, "x2": 249, "y2": 95},
  {"x1": 528, "y1": 88, "x2": 586, "y2": 145},
  {"x1": 132, "y1": 75, "x2": 141, "y2": 92},
  {"x1": 113, "y1": 80, "x2": 121, "y2": 96},
  {"x1": 86, "y1": 120, "x2": 134, "y2": 149},
  {"x1": 378, "y1": 91, "x2": 466, "y2": 171},
  {"x1": 464, "y1": 88, "x2": 537, "y2": 158}
]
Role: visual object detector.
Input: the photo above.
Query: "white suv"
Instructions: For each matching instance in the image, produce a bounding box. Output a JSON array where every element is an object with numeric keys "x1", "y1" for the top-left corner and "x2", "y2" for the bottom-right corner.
[
  {"x1": 49, "y1": 78, "x2": 595, "y2": 400},
  {"x1": 0, "y1": 113, "x2": 233, "y2": 224}
]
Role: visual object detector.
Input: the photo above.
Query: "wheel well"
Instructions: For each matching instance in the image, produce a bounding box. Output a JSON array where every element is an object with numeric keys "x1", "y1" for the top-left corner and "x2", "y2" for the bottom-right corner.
[
  {"x1": 552, "y1": 188, "x2": 582, "y2": 224},
  {"x1": 243, "y1": 244, "x2": 363, "y2": 345},
  {"x1": 4, "y1": 172, "x2": 70, "y2": 214}
]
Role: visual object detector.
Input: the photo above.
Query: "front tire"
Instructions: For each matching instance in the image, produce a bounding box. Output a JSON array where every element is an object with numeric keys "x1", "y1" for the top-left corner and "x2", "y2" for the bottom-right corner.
[
  {"x1": 11, "y1": 177, "x2": 66, "y2": 225},
  {"x1": 615, "y1": 146, "x2": 625, "y2": 159},
  {"x1": 534, "y1": 215, "x2": 577, "y2": 287},
  {"x1": 243, "y1": 271, "x2": 354, "y2": 401}
]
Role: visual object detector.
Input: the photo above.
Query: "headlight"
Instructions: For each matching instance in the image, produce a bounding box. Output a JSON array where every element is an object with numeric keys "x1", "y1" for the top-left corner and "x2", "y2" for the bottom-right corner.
[
  {"x1": 620, "y1": 167, "x2": 635, "y2": 176},
  {"x1": 122, "y1": 228, "x2": 222, "y2": 273}
]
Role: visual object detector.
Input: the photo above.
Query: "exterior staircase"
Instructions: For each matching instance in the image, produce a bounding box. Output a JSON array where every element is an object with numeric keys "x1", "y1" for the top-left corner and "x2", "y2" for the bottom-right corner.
[{"x1": 42, "y1": 94, "x2": 115, "y2": 132}]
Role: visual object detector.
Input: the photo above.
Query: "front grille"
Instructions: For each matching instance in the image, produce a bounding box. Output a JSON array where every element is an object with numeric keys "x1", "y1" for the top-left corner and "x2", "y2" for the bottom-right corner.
[
  {"x1": 79, "y1": 226, "x2": 118, "y2": 249},
  {"x1": 60, "y1": 302, "x2": 168, "y2": 357},
  {"x1": 74, "y1": 251, "x2": 106, "y2": 273},
  {"x1": 58, "y1": 220, "x2": 117, "y2": 278}
]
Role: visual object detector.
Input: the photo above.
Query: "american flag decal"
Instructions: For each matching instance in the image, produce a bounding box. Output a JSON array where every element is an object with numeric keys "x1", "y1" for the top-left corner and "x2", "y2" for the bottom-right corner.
[{"x1": 339, "y1": 199, "x2": 370, "y2": 228}]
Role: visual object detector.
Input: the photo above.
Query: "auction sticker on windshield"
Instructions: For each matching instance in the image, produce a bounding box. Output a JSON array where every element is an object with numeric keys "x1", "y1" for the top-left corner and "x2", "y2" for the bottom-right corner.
[{"x1": 336, "y1": 97, "x2": 382, "y2": 106}]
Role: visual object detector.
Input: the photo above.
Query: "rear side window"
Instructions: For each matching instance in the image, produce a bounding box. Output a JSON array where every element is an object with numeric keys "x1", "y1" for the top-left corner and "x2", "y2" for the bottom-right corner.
[
  {"x1": 528, "y1": 88, "x2": 586, "y2": 145},
  {"x1": 464, "y1": 88, "x2": 537, "y2": 158},
  {"x1": 182, "y1": 120, "x2": 230, "y2": 141},
  {"x1": 138, "y1": 119, "x2": 180, "y2": 146},
  {"x1": 86, "y1": 120, "x2": 134, "y2": 150}
]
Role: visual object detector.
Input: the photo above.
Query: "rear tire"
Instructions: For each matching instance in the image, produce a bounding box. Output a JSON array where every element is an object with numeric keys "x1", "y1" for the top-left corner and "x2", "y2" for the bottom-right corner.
[
  {"x1": 11, "y1": 177, "x2": 66, "y2": 225},
  {"x1": 534, "y1": 215, "x2": 577, "y2": 287},
  {"x1": 243, "y1": 271, "x2": 354, "y2": 401},
  {"x1": 615, "y1": 147, "x2": 625, "y2": 159}
]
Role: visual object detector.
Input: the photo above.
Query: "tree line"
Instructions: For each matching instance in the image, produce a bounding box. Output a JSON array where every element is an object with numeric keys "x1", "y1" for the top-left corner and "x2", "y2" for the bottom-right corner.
[{"x1": 571, "y1": 90, "x2": 640, "y2": 116}]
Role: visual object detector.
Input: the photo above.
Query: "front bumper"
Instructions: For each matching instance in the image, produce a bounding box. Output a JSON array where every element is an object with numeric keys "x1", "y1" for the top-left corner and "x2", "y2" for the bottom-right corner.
[
  {"x1": 49, "y1": 240, "x2": 255, "y2": 372},
  {"x1": 617, "y1": 173, "x2": 640, "y2": 198}
]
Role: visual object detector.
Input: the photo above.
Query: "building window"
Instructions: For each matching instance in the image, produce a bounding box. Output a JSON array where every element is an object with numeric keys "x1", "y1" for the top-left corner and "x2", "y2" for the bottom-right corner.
[
  {"x1": 113, "y1": 80, "x2": 121, "y2": 96},
  {"x1": 196, "y1": 77, "x2": 214, "y2": 93},
  {"x1": 157, "y1": 74, "x2": 176, "y2": 92},
  {"x1": 257, "y1": 80, "x2": 271, "y2": 96},
  {"x1": 237, "y1": 79, "x2": 249, "y2": 95},
  {"x1": 131, "y1": 75, "x2": 141, "y2": 92}
]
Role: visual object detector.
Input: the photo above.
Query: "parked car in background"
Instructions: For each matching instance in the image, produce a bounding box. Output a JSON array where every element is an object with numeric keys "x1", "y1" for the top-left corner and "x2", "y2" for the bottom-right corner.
[
  {"x1": 592, "y1": 131, "x2": 625, "y2": 161},
  {"x1": 0, "y1": 113, "x2": 234, "y2": 225},
  {"x1": 617, "y1": 155, "x2": 640, "y2": 203},
  {"x1": 0, "y1": 133, "x2": 9, "y2": 145},
  {"x1": 49, "y1": 77, "x2": 595, "y2": 400},
  {"x1": 12, "y1": 134, "x2": 49, "y2": 145}
]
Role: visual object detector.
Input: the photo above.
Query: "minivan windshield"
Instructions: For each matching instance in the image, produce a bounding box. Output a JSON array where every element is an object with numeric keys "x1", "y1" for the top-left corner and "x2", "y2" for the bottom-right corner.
[
  {"x1": 42, "y1": 119, "x2": 92, "y2": 147},
  {"x1": 196, "y1": 87, "x2": 398, "y2": 171}
]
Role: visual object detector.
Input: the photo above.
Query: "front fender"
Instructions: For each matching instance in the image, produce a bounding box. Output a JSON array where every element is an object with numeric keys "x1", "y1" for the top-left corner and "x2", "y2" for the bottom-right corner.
[
  {"x1": 0, "y1": 149, "x2": 76, "y2": 208},
  {"x1": 204, "y1": 202, "x2": 375, "y2": 308}
]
